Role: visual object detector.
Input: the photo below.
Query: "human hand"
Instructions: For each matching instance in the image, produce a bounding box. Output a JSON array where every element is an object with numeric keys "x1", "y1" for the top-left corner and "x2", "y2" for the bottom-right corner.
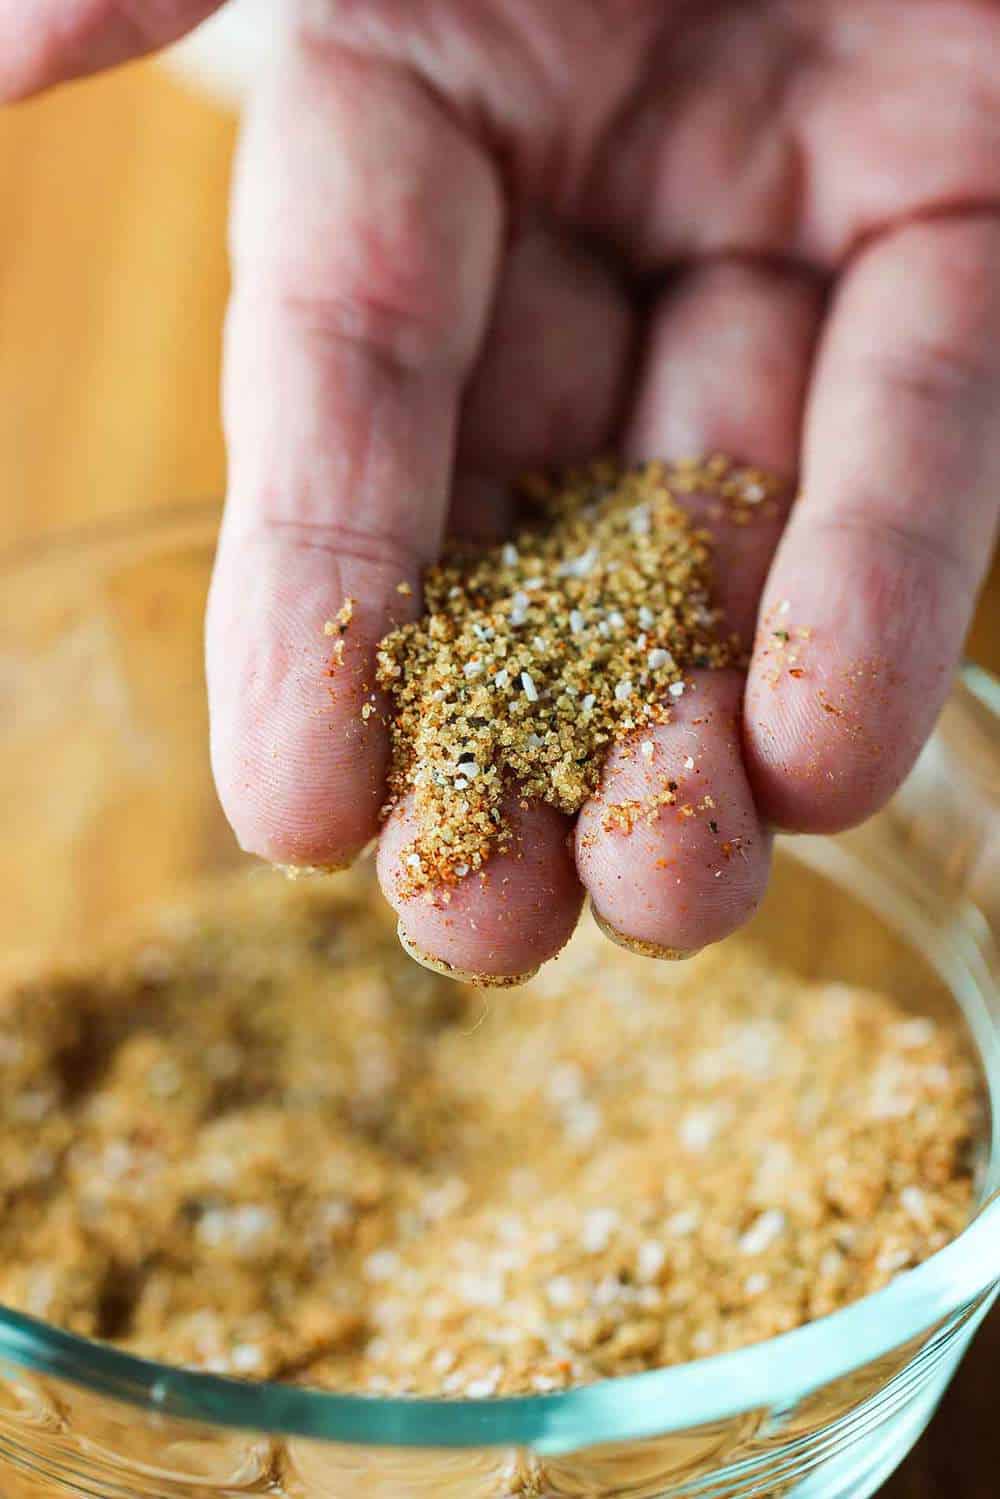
[{"x1": 9, "y1": 1, "x2": 999, "y2": 981}]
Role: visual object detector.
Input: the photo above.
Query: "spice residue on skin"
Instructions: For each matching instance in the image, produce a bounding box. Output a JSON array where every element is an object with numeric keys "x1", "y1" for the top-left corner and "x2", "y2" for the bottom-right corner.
[
  {"x1": 0, "y1": 874, "x2": 980, "y2": 1395},
  {"x1": 375, "y1": 458, "x2": 780, "y2": 893}
]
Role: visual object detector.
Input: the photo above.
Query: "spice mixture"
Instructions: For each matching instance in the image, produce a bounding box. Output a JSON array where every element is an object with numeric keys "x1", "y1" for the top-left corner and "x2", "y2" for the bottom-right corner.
[
  {"x1": 0, "y1": 874, "x2": 979, "y2": 1394},
  {"x1": 375, "y1": 458, "x2": 778, "y2": 891}
]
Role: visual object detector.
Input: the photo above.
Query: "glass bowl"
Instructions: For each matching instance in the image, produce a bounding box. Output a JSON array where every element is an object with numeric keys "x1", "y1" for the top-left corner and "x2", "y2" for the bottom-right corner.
[{"x1": 0, "y1": 507, "x2": 996, "y2": 1499}]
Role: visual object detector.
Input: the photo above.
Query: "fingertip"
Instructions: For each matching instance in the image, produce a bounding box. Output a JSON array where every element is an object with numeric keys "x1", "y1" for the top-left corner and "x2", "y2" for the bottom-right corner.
[
  {"x1": 743, "y1": 661, "x2": 944, "y2": 835},
  {"x1": 576, "y1": 672, "x2": 772, "y2": 953},
  {"x1": 743, "y1": 539, "x2": 962, "y2": 834},
  {"x1": 377, "y1": 795, "x2": 583, "y2": 981},
  {"x1": 206, "y1": 528, "x2": 410, "y2": 871}
]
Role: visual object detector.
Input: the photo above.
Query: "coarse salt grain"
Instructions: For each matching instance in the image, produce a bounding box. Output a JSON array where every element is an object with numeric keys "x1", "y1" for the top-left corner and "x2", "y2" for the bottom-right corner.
[
  {"x1": 558, "y1": 548, "x2": 598, "y2": 579},
  {"x1": 364, "y1": 1249, "x2": 401, "y2": 1282},
  {"x1": 582, "y1": 694, "x2": 596, "y2": 712},
  {"x1": 230, "y1": 1343, "x2": 264, "y2": 1372},
  {"x1": 521, "y1": 672, "x2": 539, "y2": 703},
  {"x1": 738, "y1": 1210, "x2": 786, "y2": 1256},
  {"x1": 546, "y1": 1276, "x2": 576, "y2": 1309},
  {"x1": 564, "y1": 1100, "x2": 602, "y2": 1144},
  {"x1": 636, "y1": 1241, "x2": 666, "y2": 1282},
  {"x1": 614, "y1": 679, "x2": 633, "y2": 702},
  {"x1": 501, "y1": 544, "x2": 519, "y2": 567},
  {"x1": 547, "y1": 1062, "x2": 584, "y2": 1103},
  {"x1": 683, "y1": 756, "x2": 695, "y2": 770},
  {"x1": 580, "y1": 1208, "x2": 620, "y2": 1254},
  {"x1": 876, "y1": 1247, "x2": 912, "y2": 1275},
  {"x1": 666, "y1": 1208, "x2": 700, "y2": 1237},
  {"x1": 457, "y1": 1271, "x2": 506, "y2": 1307},
  {"x1": 464, "y1": 1372, "x2": 501, "y2": 1398},
  {"x1": 669, "y1": 681, "x2": 685, "y2": 698},
  {"x1": 647, "y1": 648, "x2": 671, "y2": 669},
  {"x1": 592, "y1": 1275, "x2": 623, "y2": 1308},
  {"x1": 569, "y1": 610, "x2": 586, "y2": 635},
  {"x1": 900, "y1": 1186, "x2": 929, "y2": 1224},
  {"x1": 640, "y1": 740, "x2": 654, "y2": 761},
  {"x1": 680, "y1": 1108, "x2": 719, "y2": 1152},
  {"x1": 896, "y1": 1018, "x2": 936, "y2": 1049}
]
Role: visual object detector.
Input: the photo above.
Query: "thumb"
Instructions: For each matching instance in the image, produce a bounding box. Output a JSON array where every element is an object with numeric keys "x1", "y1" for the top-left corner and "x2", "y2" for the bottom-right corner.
[{"x1": 0, "y1": 0, "x2": 225, "y2": 101}]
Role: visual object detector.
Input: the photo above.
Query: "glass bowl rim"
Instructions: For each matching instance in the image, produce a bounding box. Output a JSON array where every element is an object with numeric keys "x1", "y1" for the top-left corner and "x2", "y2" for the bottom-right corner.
[{"x1": 0, "y1": 503, "x2": 996, "y2": 1454}]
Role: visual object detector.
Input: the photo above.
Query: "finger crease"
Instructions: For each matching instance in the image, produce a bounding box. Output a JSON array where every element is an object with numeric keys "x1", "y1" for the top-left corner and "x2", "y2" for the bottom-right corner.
[
  {"x1": 804, "y1": 509, "x2": 975, "y2": 584},
  {"x1": 231, "y1": 517, "x2": 423, "y2": 580}
]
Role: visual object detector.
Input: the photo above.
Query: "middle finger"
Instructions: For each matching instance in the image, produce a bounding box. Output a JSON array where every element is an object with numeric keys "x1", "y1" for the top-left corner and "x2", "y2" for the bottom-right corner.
[{"x1": 577, "y1": 258, "x2": 824, "y2": 954}]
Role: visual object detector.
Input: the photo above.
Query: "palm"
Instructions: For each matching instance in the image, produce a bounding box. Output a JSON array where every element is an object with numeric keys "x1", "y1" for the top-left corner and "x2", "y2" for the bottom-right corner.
[{"x1": 325, "y1": 0, "x2": 996, "y2": 257}]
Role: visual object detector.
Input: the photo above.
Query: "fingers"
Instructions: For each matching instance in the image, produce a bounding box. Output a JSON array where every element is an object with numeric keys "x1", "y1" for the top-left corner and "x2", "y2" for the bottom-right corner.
[
  {"x1": 458, "y1": 223, "x2": 634, "y2": 474},
  {"x1": 207, "y1": 35, "x2": 503, "y2": 867},
  {"x1": 745, "y1": 216, "x2": 1000, "y2": 832},
  {"x1": 378, "y1": 796, "x2": 583, "y2": 984},
  {"x1": 0, "y1": 0, "x2": 222, "y2": 100},
  {"x1": 578, "y1": 260, "x2": 822, "y2": 953},
  {"x1": 627, "y1": 259, "x2": 823, "y2": 638},
  {"x1": 374, "y1": 231, "x2": 630, "y2": 969},
  {"x1": 448, "y1": 225, "x2": 633, "y2": 545},
  {"x1": 577, "y1": 671, "x2": 769, "y2": 954}
]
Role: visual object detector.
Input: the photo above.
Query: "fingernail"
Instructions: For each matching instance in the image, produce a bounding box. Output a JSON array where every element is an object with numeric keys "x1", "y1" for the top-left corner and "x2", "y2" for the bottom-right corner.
[
  {"x1": 591, "y1": 907, "x2": 700, "y2": 961},
  {"x1": 274, "y1": 860, "x2": 350, "y2": 880},
  {"x1": 396, "y1": 922, "x2": 540, "y2": 988}
]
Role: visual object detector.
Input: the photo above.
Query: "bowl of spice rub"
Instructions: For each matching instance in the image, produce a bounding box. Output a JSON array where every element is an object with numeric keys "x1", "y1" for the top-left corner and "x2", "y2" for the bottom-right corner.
[{"x1": 0, "y1": 483, "x2": 995, "y2": 1499}]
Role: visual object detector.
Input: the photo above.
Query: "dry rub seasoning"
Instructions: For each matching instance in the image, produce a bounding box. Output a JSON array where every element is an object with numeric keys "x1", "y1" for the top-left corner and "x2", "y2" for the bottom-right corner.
[
  {"x1": 0, "y1": 875, "x2": 979, "y2": 1395},
  {"x1": 375, "y1": 458, "x2": 778, "y2": 891}
]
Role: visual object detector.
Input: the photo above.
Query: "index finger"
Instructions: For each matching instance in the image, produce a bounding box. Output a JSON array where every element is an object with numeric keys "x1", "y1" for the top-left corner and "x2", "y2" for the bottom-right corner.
[{"x1": 207, "y1": 31, "x2": 502, "y2": 868}]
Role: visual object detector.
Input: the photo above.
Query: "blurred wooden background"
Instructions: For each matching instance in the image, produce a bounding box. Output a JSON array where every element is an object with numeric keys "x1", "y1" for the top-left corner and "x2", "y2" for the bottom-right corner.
[
  {"x1": 0, "y1": 57, "x2": 996, "y2": 1498},
  {"x1": 0, "y1": 63, "x2": 230, "y2": 547}
]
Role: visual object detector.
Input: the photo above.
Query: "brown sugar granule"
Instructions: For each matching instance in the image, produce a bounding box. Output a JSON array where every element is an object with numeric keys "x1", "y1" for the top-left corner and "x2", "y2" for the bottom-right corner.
[
  {"x1": 375, "y1": 458, "x2": 774, "y2": 891},
  {"x1": 0, "y1": 874, "x2": 980, "y2": 1395}
]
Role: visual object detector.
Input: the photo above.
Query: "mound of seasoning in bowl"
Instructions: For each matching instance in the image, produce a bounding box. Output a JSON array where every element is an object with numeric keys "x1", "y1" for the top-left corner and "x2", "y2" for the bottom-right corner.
[{"x1": 0, "y1": 873, "x2": 979, "y2": 1394}]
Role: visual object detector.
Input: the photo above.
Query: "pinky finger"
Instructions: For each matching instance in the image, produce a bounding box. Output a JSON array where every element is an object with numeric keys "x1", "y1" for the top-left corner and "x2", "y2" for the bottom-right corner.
[{"x1": 746, "y1": 216, "x2": 1000, "y2": 832}]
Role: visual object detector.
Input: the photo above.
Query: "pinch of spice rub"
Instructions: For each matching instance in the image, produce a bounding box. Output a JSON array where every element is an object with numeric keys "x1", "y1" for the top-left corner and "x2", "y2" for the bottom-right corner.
[{"x1": 374, "y1": 458, "x2": 779, "y2": 894}]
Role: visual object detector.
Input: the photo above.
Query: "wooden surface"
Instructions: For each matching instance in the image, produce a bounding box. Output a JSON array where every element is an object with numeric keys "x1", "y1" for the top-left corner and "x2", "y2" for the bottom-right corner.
[{"x1": 0, "y1": 59, "x2": 996, "y2": 1498}]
